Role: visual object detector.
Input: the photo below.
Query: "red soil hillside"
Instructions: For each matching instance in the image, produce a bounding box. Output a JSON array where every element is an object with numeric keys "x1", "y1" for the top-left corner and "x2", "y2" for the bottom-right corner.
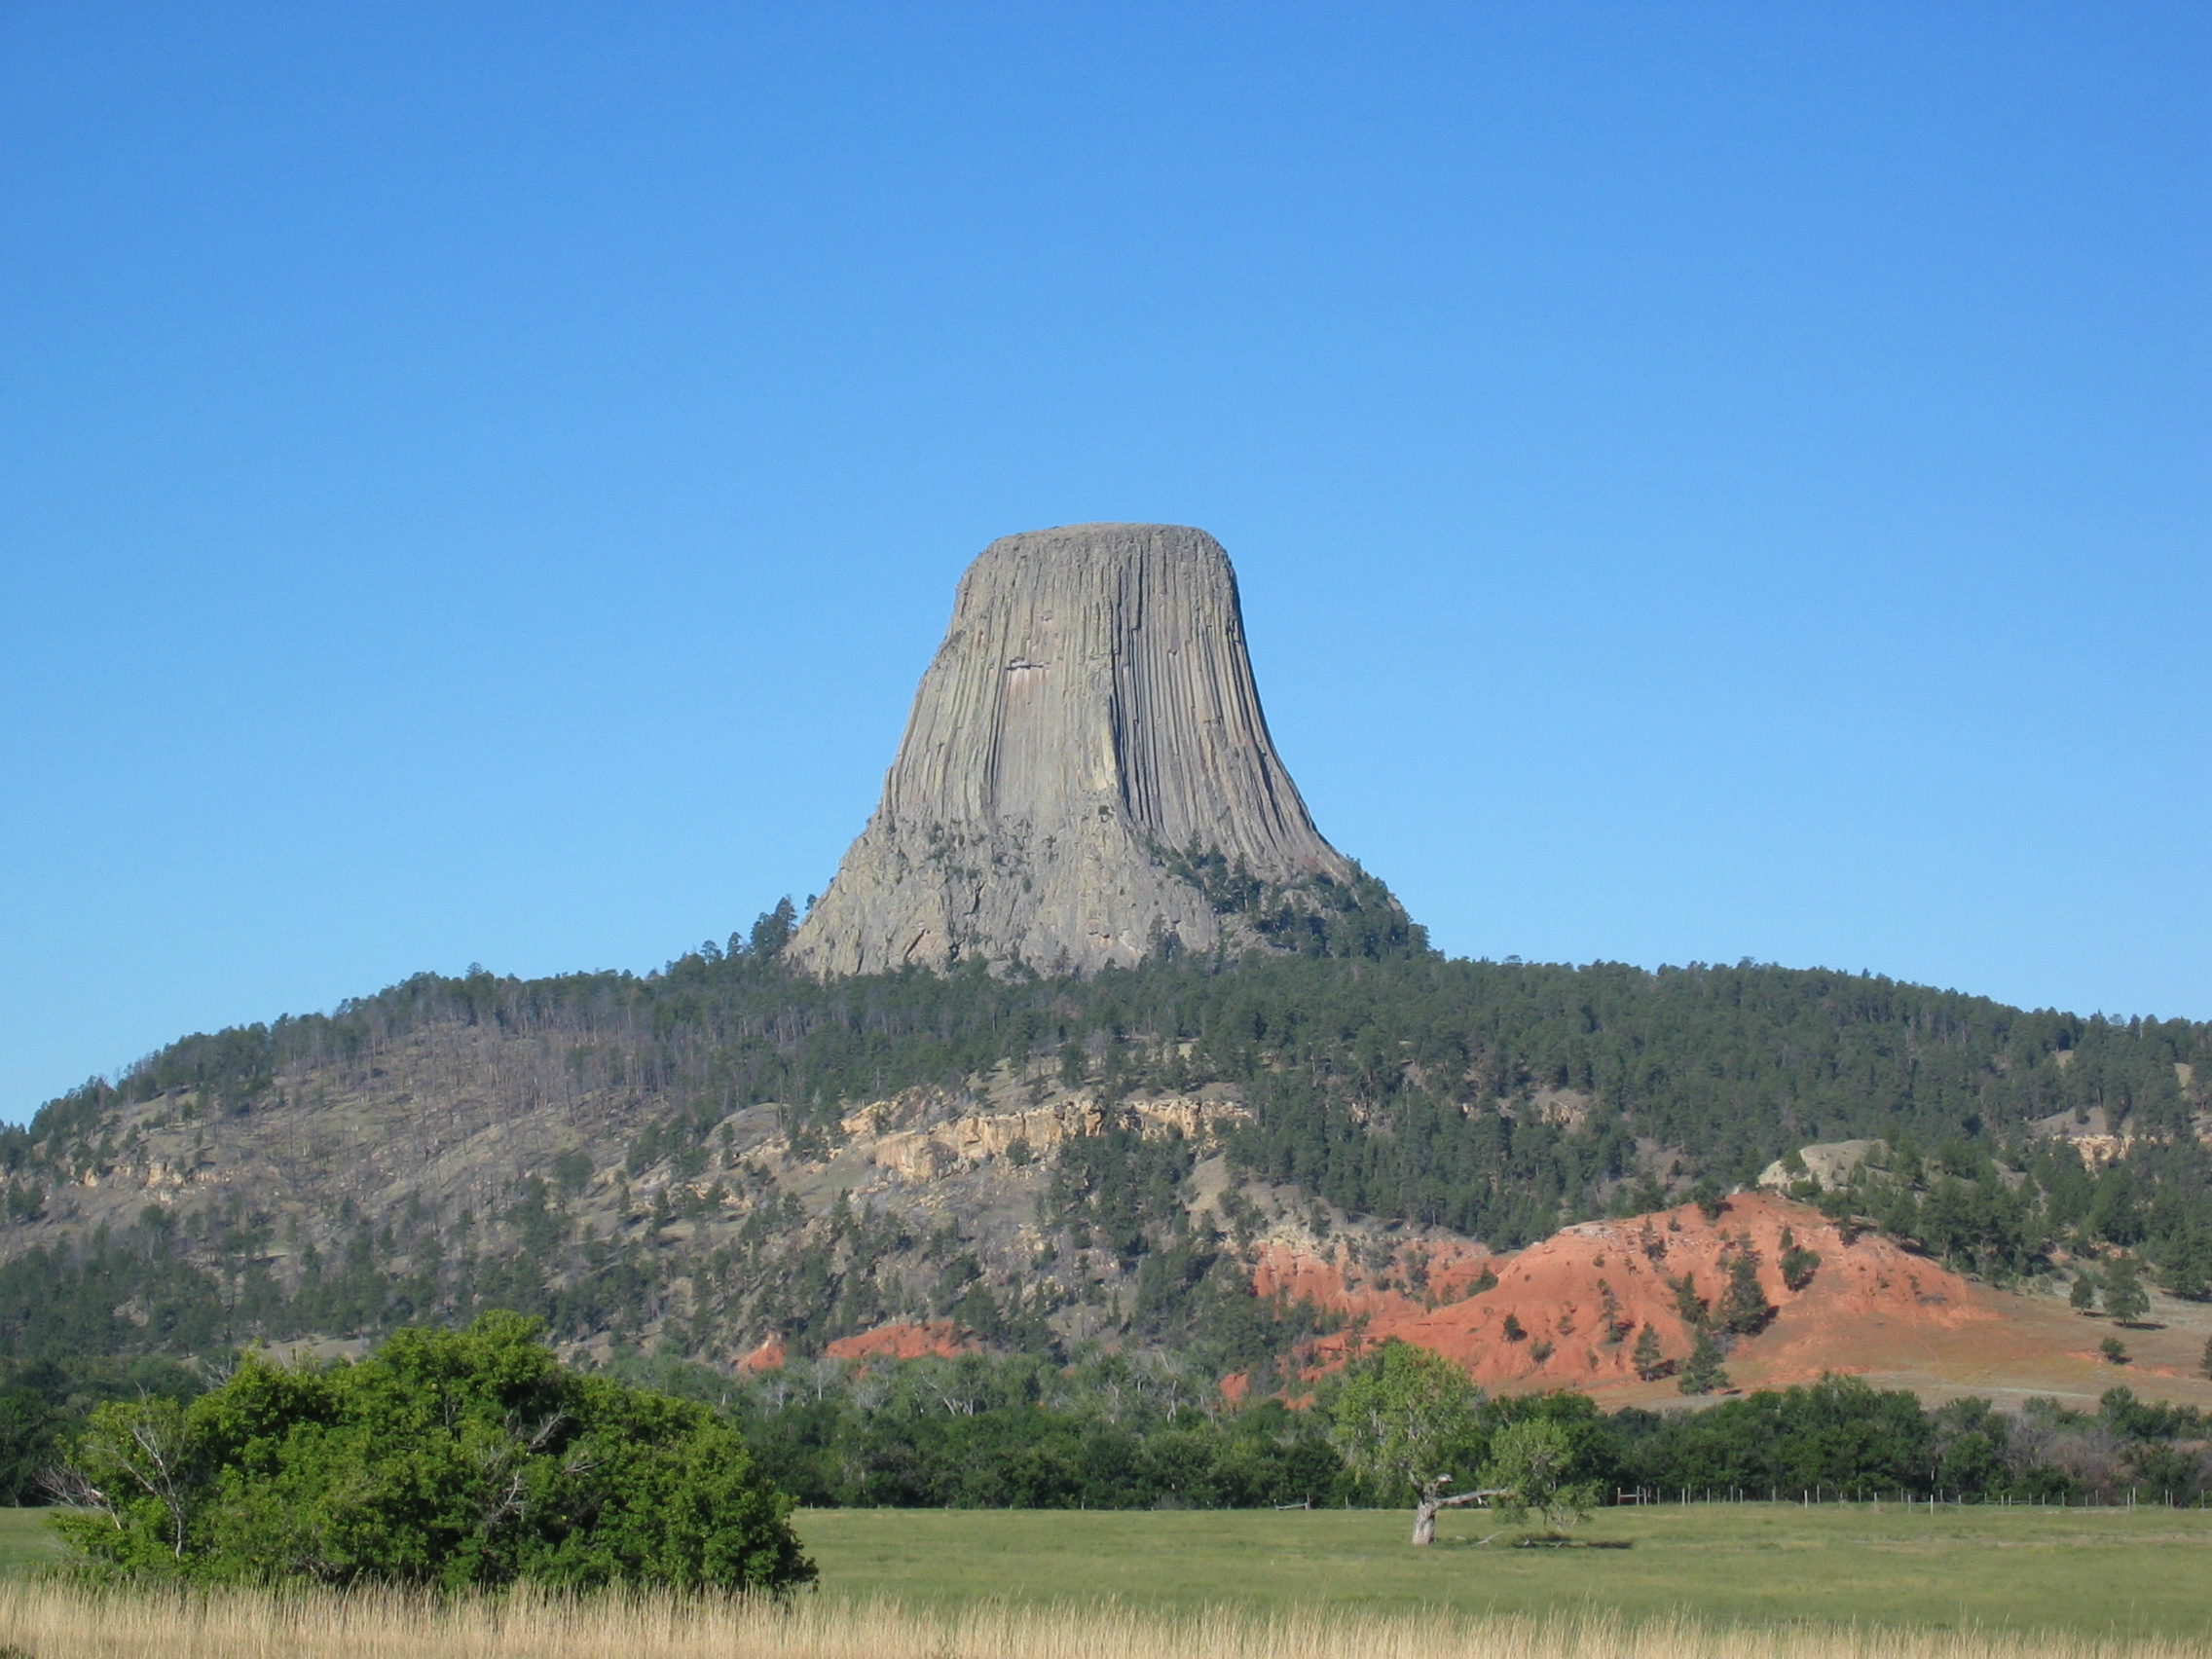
[
  {"x1": 1264, "y1": 1194, "x2": 2212, "y2": 1412},
  {"x1": 740, "y1": 1321, "x2": 974, "y2": 1372},
  {"x1": 736, "y1": 1337, "x2": 787, "y2": 1374},
  {"x1": 824, "y1": 1320, "x2": 975, "y2": 1362},
  {"x1": 1250, "y1": 1235, "x2": 1496, "y2": 1329}
]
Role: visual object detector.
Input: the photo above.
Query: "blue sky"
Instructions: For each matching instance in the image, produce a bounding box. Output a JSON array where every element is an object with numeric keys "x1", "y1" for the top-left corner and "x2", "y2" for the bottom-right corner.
[{"x1": 2, "y1": 4, "x2": 2205, "y2": 1118}]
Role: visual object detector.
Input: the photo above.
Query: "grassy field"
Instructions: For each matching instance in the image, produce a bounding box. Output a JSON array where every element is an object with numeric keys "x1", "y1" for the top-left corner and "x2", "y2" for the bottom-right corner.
[
  {"x1": 4, "y1": 1501, "x2": 2208, "y2": 1644},
  {"x1": 0, "y1": 1507, "x2": 62, "y2": 1575},
  {"x1": 795, "y1": 1503, "x2": 2212, "y2": 1641},
  {"x1": 0, "y1": 1582, "x2": 2203, "y2": 1659}
]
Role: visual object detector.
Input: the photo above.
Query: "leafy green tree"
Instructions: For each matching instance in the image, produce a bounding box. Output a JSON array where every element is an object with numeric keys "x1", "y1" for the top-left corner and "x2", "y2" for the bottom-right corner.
[
  {"x1": 1327, "y1": 1341, "x2": 1486, "y2": 1545},
  {"x1": 50, "y1": 1311, "x2": 813, "y2": 1592},
  {"x1": 2102, "y1": 1255, "x2": 2151, "y2": 1326},
  {"x1": 2199, "y1": 1334, "x2": 2212, "y2": 1382},
  {"x1": 2099, "y1": 1335, "x2": 2129, "y2": 1366},
  {"x1": 1936, "y1": 1428, "x2": 2006, "y2": 1495},
  {"x1": 1677, "y1": 1330, "x2": 1730, "y2": 1396},
  {"x1": 2070, "y1": 1267, "x2": 2100, "y2": 1314},
  {"x1": 1482, "y1": 1418, "x2": 1598, "y2": 1534}
]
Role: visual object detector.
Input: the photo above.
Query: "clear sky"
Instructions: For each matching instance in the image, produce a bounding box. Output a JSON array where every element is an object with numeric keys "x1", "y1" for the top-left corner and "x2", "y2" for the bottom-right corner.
[{"x1": 2, "y1": 5, "x2": 2205, "y2": 1119}]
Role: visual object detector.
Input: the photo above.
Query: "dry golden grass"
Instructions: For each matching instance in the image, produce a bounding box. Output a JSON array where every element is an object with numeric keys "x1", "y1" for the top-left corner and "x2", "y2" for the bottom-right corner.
[{"x1": 0, "y1": 1582, "x2": 2201, "y2": 1659}]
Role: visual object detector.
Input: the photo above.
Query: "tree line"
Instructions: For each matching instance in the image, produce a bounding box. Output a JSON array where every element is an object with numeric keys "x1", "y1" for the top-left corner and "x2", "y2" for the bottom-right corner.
[
  {"x1": 20, "y1": 1336, "x2": 2205, "y2": 1530},
  {"x1": 635, "y1": 1348, "x2": 2212, "y2": 1513}
]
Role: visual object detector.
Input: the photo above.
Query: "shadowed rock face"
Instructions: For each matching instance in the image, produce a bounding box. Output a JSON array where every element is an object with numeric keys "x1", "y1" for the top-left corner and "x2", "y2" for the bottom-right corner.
[{"x1": 788, "y1": 523, "x2": 1356, "y2": 977}]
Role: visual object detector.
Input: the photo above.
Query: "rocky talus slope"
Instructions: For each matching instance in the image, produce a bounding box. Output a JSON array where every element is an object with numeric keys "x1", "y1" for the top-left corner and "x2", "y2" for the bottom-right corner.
[{"x1": 788, "y1": 524, "x2": 1363, "y2": 977}]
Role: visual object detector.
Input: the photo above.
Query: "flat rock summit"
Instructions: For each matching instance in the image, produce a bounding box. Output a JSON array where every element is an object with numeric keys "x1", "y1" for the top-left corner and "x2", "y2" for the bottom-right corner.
[{"x1": 789, "y1": 523, "x2": 1371, "y2": 977}]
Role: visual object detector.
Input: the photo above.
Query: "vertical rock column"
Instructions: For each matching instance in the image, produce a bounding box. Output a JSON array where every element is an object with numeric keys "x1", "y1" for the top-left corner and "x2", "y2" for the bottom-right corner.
[{"x1": 787, "y1": 523, "x2": 1355, "y2": 977}]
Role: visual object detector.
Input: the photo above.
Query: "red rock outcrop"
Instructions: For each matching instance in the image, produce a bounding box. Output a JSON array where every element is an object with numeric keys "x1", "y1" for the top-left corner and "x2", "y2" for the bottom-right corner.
[
  {"x1": 1249, "y1": 1235, "x2": 1499, "y2": 1326},
  {"x1": 1269, "y1": 1195, "x2": 2006, "y2": 1399},
  {"x1": 825, "y1": 1320, "x2": 976, "y2": 1362},
  {"x1": 736, "y1": 1337, "x2": 788, "y2": 1374}
]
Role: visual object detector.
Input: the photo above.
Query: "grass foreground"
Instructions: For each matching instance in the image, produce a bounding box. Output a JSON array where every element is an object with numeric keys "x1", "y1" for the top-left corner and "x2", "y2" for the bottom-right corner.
[
  {"x1": 795, "y1": 1503, "x2": 2212, "y2": 1641},
  {"x1": 0, "y1": 1502, "x2": 2208, "y2": 1654},
  {"x1": 0, "y1": 1581, "x2": 2206, "y2": 1659}
]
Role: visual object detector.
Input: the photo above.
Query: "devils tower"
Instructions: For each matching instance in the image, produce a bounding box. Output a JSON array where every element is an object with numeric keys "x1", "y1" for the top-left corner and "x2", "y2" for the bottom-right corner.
[{"x1": 789, "y1": 523, "x2": 1406, "y2": 977}]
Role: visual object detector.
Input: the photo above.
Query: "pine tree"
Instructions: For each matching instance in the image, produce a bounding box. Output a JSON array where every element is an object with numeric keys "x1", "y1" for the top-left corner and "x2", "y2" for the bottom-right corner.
[
  {"x1": 2161, "y1": 1231, "x2": 2212, "y2": 1302},
  {"x1": 1632, "y1": 1323, "x2": 1669, "y2": 1382},
  {"x1": 2103, "y1": 1255, "x2": 2151, "y2": 1326},
  {"x1": 1716, "y1": 1249, "x2": 1775, "y2": 1335},
  {"x1": 1669, "y1": 1273, "x2": 1707, "y2": 1326},
  {"x1": 1677, "y1": 1329, "x2": 1730, "y2": 1395}
]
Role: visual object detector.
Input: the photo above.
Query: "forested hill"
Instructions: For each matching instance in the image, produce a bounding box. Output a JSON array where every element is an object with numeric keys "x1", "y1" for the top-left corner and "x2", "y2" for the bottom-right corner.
[
  {"x1": 18, "y1": 944, "x2": 2209, "y2": 1238},
  {"x1": 0, "y1": 936, "x2": 2206, "y2": 1372}
]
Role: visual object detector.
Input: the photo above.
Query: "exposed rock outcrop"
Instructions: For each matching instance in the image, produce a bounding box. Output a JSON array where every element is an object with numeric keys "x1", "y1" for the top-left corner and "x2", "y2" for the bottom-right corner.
[
  {"x1": 1755, "y1": 1138, "x2": 1888, "y2": 1193},
  {"x1": 841, "y1": 1091, "x2": 1250, "y2": 1182},
  {"x1": 788, "y1": 523, "x2": 1372, "y2": 977}
]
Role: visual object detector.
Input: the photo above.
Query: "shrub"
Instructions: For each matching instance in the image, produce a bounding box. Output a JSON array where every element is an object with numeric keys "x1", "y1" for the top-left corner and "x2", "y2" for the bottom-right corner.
[
  {"x1": 50, "y1": 1311, "x2": 813, "y2": 1594},
  {"x1": 1778, "y1": 1228, "x2": 1822, "y2": 1292}
]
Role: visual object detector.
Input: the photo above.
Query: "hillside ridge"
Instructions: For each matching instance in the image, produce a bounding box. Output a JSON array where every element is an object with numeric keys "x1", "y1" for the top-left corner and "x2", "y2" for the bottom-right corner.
[{"x1": 1, "y1": 945, "x2": 2207, "y2": 1410}]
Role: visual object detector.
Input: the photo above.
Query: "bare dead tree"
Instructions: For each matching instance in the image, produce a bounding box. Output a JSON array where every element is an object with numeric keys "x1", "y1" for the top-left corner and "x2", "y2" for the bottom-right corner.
[
  {"x1": 60, "y1": 1400, "x2": 198, "y2": 1556},
  {"x1": 38, "y1": 1461, "x2": 111, "y2": 1521}
]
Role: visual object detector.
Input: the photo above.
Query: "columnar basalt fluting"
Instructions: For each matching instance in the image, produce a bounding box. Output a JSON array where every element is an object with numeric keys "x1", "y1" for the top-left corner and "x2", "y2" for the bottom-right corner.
[{"x1": 787, "y1": 523, "x2": 1360, "y2": 977}]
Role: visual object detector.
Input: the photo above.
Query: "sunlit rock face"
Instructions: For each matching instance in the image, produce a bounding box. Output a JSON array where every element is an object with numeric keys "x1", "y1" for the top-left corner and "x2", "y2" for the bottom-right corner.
[{"x1": 788, "y1": 523, "x2": 1354, "y2": 977}]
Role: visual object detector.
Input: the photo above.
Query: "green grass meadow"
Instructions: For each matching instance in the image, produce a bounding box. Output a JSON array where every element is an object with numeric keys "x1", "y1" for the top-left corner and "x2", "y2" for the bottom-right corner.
[
  {"x1": 3, "y1": 1501, "x2": 2208, "y2": 1641},
  {"x1": 795, "y1": 1502, "x2": 2212, "y2": 1641},
  {"x1": 0, "y1": 1510, "x2": 62, "y2": 1576}
]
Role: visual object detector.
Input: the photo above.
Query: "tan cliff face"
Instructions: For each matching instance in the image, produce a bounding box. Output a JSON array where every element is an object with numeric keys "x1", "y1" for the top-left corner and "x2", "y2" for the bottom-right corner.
[
  {"x1": 843, "y1": 1092, "x2": 1248, "y2": 1182},
  {"x1": 787, "y1": 524, "x2": 1356, "y2": 977}
]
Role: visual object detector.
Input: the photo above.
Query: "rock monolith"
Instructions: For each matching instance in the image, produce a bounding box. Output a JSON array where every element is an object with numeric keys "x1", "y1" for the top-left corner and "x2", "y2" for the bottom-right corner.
[{"x1": 788, "y1": 523, "x2": 1382, "y2": 977}]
